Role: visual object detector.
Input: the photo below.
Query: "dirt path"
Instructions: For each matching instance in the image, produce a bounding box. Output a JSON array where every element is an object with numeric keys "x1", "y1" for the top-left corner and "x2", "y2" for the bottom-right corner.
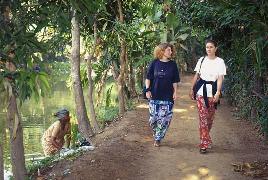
[{"x1": 43, "y1": 75, "x2": 268, "y2": 180}]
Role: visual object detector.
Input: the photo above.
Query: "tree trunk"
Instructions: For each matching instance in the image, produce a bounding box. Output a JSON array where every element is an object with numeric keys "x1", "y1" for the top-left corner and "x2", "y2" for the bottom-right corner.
[
  {"x1": 124, "y1": 49, "x2": 133, "y2": 99},
  {"x1": 0, "y1": 98, "x2": 5, "y2": 180},
  {"x1": 0, "y1": 124, "x2": 4, "y2": 180},
  {"x1": 71, "y1": 8, "x2": 94, "y2": 141},
  {"x1": 129, "y1": 60, "x2": 136, "y2": 97},
  {"x1": 117, "y1": 0, "x2": 126, "y2": 116},
  {"x1": 137, "y1": 66, "x2": 144, "y2": 90},
  {"x1": 1, "y1": 3, "x2": 27, "y2": 179},
  {"x1": 85, "y1": 17, "x2": 101, "y2": 133},
  {"x1": 86, "y1": 58, "x2": 101, "y2": 133},
  {"x1": 124, "y1": 47, "x2": 130, "y2": 100},
  {"x1": 96, "y1": 70, "x2": 108, "y2": 107},
  {"x1": 7, "y1": 95, "x2": 27, "y2": 180},
  {"x1": 142, "y1": 64, "x2": 147, "y2": 86}
]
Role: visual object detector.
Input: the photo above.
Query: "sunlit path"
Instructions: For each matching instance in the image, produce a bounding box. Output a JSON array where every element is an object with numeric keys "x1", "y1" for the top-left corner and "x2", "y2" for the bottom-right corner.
[
  {"x1": 42, "y1": 75, "x2": 268, "y2": 180},
  {"x1": 135, "y1": 75, "x2": 268, "y2": 180}
]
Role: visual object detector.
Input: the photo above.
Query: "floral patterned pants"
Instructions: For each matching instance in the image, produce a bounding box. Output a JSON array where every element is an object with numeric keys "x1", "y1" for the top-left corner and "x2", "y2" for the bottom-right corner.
[
  {"x1": 148, "y1": 100, "x2": 173, "y2": 141},
  {"x1": 196, "y1": 95, "x2": 215, "y2": 149}
]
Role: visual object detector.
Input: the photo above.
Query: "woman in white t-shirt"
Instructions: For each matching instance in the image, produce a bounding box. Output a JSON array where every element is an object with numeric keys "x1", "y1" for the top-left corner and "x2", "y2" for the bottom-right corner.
[{"x1": 189, "y1": 39, "x2": 226, "y2": 154}]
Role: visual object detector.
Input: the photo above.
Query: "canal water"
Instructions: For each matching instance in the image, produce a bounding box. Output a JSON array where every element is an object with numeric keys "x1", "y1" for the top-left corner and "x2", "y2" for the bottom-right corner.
[{"x1": 2, "y1": 82, "x2": 75, "y2": 170}]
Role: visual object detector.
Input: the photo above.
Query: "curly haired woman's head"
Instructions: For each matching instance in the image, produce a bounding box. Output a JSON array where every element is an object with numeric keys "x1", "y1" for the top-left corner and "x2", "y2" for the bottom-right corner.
[{"x1": 153, "y1": 43, "x2": 176, "y2": 59}]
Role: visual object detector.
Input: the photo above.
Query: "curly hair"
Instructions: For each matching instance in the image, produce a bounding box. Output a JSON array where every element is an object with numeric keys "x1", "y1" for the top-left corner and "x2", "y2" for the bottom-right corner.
[{"x1": 153, "y1": 43, "x2": 176, "y2": 59}]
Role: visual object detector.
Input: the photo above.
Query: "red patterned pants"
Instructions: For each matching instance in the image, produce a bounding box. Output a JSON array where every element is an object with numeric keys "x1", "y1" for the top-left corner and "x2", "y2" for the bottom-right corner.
[{"x1": 196, "y1": 95, "x2": 215, "y2": 149}]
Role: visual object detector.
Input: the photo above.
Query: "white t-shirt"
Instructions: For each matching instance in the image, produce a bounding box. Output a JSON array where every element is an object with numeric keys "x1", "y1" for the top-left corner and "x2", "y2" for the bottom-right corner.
[{"x1": 194, "y1": 56, "x2": 226, "y2": 97}]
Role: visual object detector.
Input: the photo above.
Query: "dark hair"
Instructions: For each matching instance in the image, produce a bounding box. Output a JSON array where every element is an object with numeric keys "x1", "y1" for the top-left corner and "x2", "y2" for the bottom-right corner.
[{"x1": 205, "y1": 39, "x2": 218, "y2": 47}]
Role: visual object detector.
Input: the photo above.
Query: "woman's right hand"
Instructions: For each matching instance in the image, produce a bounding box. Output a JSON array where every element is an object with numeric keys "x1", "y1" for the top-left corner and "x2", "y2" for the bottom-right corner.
[{"x1": 146, "y1": 91, "x2": 152, "y2": 99}]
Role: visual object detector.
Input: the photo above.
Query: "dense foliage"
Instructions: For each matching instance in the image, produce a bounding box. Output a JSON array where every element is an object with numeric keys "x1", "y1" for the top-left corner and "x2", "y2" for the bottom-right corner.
[{"x1": 183, "y1": 0, "x2": 268, "y2": 137}]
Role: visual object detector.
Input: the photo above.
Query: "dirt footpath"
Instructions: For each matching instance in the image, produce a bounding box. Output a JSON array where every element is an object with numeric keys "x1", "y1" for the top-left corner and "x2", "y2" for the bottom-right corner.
[{"x1": 43, "y1": 75, "x2": 268, "y2": 180}]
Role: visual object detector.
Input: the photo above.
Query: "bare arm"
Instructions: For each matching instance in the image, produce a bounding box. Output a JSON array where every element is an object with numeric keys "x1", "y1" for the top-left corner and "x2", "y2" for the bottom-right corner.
[
  {"x1": 190, "y1": 73, "x2": 199, "y2": 90},
  {"x1": 213, "y1": 75, "x2": 224, "y2": 102},
  {"x1": 189, "y1": 73, "x2": 199, "y2": 99},
  {"x1": 173, "y1": 83, "x2": 178, "y2": 100},
  {"x1": 145, "y1": 79, "x2": 152, "y2": 99},
  {"x1": 217, "y1": 75, "x2": 223, "y2": 92}
]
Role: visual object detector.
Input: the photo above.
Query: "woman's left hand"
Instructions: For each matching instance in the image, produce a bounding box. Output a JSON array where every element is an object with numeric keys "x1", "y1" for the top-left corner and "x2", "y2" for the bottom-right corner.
[{"x1": 213, "y1": 92, "x2": 220, "y2": 103}]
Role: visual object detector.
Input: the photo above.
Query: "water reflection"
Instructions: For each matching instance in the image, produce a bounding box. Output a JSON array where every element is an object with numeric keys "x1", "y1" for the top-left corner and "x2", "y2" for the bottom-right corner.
[
  {"x1": 3, "y1": 83, "x2": 75, "y2": 168},
  {"x1": 3, "y1": 81, "x2": 117, "y2": 170}
]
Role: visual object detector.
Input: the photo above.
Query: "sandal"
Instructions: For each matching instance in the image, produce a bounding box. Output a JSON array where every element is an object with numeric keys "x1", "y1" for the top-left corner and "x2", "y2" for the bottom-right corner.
[
  {"x1": 199, "y1": 148, "x2": 207, "y2": 154},
  {"x1": 154, "y1": 140, "x2": 160, "y2": 147}
]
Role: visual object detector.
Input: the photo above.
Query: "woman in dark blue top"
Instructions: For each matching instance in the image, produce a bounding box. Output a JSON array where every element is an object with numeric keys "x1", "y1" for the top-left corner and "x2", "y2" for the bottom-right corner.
[{"x1": 145, "y1": 43, "x2": 180, "y2": 147}]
